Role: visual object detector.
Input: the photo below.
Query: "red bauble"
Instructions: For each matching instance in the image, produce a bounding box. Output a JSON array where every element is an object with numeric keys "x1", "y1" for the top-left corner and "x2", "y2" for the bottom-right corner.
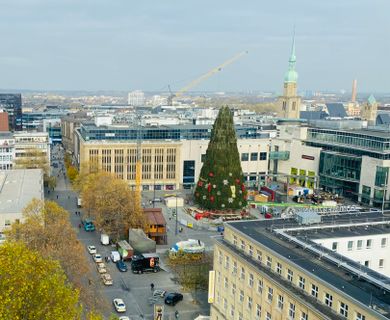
[
  {"x1": 207, "y1": 184, "x2": 212, "y2": 192},
  {"x1": 210, "y1": 196, "x2": 215, "y2": 202},
  {"x1": 241, "y1": 184, "x2": 246, "y2": 191},
  {"x1": 209, "y1": 172, "x2": 214, "y2": 177},
  {"x1": 243, "y1": 195, "x2": 247, "y2": 200},
  {"x1": 195, "y1": 192, "x2": 200, "y2": 197},
  {"x1": 235, "y1": 178, "x2": 240, "y2": 184},
  {"x1": 198, "y1": 181, "x2": 203, "y2": 187}
]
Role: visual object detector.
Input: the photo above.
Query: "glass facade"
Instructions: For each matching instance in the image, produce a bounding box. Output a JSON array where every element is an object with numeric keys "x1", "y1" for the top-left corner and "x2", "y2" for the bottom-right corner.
[
  {"x1": 183, "y1": 160, "x2": 195, "y2": 186},
  {"x1": 375, "y1": 166, "x2": 389, "y2": 187}
]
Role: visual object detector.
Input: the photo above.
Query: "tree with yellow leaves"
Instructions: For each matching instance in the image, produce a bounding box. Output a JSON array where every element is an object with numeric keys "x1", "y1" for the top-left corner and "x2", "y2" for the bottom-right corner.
[
  {"x1": 76, "y1": 171, "x2": 146, "y2": 241},
  {"x1": 0, "y1": 242, "x2": 81, "y2": 320},
  {"x1": 6, "y1": 199, "x2": 104, "y2": 312}
]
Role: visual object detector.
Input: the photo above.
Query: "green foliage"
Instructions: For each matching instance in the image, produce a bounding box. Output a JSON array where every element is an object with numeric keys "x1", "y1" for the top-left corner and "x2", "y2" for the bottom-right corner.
[
  {"x1": 194, "y1": 106, "x2": 247, "y2": 210},
  {"x1": 0, "y1": 242, "x2": 81, "y2": 320}
]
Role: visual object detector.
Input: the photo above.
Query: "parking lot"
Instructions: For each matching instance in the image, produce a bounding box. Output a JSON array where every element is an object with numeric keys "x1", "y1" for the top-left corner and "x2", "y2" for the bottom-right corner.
[{"x1": 47, "y1": 145, "x2": 211, "y2": 319}]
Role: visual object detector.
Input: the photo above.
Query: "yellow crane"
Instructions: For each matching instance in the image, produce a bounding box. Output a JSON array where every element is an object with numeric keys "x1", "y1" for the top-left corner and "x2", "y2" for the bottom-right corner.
[{"x1": 167, "y1": 50, "x2": 248, "y2": 105}]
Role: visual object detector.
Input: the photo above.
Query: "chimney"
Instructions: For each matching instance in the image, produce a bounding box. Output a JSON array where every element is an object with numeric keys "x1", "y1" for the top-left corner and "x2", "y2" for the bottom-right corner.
[{"x1": 351, "y1": 79, "x2": 357, "y2": 103}]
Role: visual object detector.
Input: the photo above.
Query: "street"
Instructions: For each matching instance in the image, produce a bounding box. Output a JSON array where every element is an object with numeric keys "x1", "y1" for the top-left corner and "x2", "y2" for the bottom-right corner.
[{"x1": 46, "y1": 145, "x2": 213, "y2": 320}]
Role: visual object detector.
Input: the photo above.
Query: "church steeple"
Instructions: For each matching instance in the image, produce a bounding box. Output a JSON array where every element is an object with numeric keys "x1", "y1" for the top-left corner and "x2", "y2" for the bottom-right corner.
[{"x1": 284, "y1": 32, "x2": 298, "y2": 84}]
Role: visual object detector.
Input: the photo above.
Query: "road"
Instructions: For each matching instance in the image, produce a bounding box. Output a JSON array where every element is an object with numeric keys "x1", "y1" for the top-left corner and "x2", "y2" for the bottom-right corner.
[{"x1": 46, "y1": 145, "x2": 212, "y2": 320}]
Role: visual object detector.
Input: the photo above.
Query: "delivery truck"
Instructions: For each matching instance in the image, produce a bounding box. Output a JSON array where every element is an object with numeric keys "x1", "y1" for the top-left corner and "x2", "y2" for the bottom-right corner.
[
  {"x1": 117, "y1": 240, "x2": 134, "y2": 261},
  {"x1": 131, "y1": 254, "x2": 160, "y2": 274}
]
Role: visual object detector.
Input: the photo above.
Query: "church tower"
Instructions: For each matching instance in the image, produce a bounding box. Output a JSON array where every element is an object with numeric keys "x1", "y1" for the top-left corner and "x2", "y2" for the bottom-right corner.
[
  {"x1": 278, "y1": 35, "x2": 301, "y2": 119},
  {"x1": 361, "y1": 94, "x2": 378, "y2": 124}
]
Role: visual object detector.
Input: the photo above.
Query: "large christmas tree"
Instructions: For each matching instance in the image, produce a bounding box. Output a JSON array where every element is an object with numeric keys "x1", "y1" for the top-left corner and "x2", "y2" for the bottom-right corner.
[{"x1": 194, "y1": 106, "x2": 247, "y2": 210}]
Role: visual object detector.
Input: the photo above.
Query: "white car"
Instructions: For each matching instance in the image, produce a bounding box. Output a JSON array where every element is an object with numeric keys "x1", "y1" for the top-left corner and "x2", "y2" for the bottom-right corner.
[
  {"x1": 101, "y1": 273, "x2": 113, "y2": 286},
  {"x1": 96, "y1": 262, "x2": 107, "y2": 274},
  {"x1": 93, "y1": 254, "x2": 103, "y2": 263},
  {"x1": 119, "y1": 317, "x2": 130, "y2": 320},
  {"x1": 87, "y1": 245, "x2": 97, "y2": 254},
  {"x1": 113, "y1": 298, "x2": 126, "y2": 313}
]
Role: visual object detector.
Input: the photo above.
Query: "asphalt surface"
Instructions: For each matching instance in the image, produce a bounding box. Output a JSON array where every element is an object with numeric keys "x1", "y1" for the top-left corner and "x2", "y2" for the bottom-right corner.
[{"x1": 46, "y1": 145, "x2": 213, "y2": 320}]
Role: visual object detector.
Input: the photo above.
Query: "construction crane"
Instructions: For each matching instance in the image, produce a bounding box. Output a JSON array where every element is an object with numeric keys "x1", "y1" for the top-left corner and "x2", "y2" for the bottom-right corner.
[
  {"x1": 134, "y1": 113, "x2": 142, "y2": 210},
  {"x1": 167, "y1": 50, "x2": 248, "y2": 105}
]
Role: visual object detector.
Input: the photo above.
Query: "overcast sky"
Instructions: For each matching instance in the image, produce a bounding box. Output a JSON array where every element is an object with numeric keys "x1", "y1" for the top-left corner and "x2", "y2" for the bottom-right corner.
[{"x1": 0, "y1": 0, "x2": 389, "y2": 93}]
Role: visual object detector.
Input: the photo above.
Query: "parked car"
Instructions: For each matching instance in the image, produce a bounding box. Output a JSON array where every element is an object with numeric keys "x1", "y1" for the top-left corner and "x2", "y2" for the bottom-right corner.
[
  {"x1": 96, "y1": 262, "x2": 107, "y2": 274},
  {"x1": 164, "y1": 293, "x2": 183, "y2": 306},
  {"x1": 87, "y1": 245, "x2": 96, "y2": 254},
  {"x1": 119, "y1": 317, "x2": 130, "y2": 320},
  {"x1": 101, "y1": 273, "x2": 113, "y2": 286},
  {"x1": 116, "y1": 260, "x2": 128, "y2": 272},
  {"x1": 93, "y1": 254, "x2": 103, "y2": 263},
  {"x1": 113, "y1": 298, "x2": 126, "y2": 313}
]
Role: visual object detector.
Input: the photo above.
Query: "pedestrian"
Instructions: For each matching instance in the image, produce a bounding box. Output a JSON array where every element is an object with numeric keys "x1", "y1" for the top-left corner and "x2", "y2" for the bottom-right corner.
[
  {"x1": 78, "y1": 223, "x2": 81, "y2": 229},
  {"x1": 150, "y1": 283, "x2": 154, "y2": 291},
  {"x1": 88, "y1": 279, "x2": 92, "y2": 285},
  {"x1": 175, "y1": 310, "x2": 179, "y2": 319},
  {"x1": 56, "y1": 195, "x2": 59, "y2": 199}
]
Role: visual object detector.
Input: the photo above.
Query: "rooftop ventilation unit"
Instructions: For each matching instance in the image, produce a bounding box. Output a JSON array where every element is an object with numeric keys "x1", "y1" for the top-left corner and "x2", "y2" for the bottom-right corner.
[{"x1": 295, "y1": 211, "x2": 321, "y2": 225}]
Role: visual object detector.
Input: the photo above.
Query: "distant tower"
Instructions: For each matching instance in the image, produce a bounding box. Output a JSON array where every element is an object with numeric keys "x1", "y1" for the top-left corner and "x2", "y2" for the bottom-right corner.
[
  {"x1": 278, "y1": 34, "x2": 301, "y2": 119},
  {"x1": 361, "y1": 94, "x2": 378, "y2": 124},
  {"x1": 351, "y1": 79, "x2": 357, "y2": 103}
]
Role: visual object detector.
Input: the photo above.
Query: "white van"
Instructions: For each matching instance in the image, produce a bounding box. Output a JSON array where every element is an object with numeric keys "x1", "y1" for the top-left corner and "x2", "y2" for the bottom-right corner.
[
  {"x1": 110, "y1": 251, "x2": 121, "y2": 262},
  {"x1": 100, "y1": 234, "x2": 109, "y2": 245}
]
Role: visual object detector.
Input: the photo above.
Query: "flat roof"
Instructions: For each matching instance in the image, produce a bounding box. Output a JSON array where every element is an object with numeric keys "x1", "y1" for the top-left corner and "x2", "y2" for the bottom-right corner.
[
  {"x1": 0, "y1": 169, "x2": 44, "y2": 215},
  {"x1": 227, "y1": 212, "x2": 390, "y2": 318}
]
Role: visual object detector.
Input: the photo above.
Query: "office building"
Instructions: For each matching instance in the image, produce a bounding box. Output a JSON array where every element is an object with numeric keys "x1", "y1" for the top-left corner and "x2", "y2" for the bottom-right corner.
[
  {"x1": 0, "y1": 169, "x2": 43, "y2": 237},
  {"x1": 128, "y1": 90, "x2": 145, "y2": 106},
  {"x1": 0, "y1": 109, "x2": 9, "y2": 131},
  {"x1": 0, "y1": 93, "x2": 22, "y2": 131},
  {"x1": 210, "y1": 212, "x2": 390, "y2": 320},
  {"x1": 0, "y1": 133, "x2": 15, "y2": 170}
]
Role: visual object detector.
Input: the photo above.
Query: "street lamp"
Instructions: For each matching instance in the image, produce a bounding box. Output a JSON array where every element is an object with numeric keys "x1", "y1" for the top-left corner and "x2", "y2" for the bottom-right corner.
[
  {"x1": 175, "y1": 193, "x2": 180, "y2": 236},
  {"x1": 382, "y1": 171, "x2": 388, "y2": 214}
]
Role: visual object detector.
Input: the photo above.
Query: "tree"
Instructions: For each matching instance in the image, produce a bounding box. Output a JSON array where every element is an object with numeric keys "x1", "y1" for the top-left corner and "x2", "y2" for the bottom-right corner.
[
  {"x1": 194, "y1": 106, "x2": 247, "y2": 210},
  {"x1": 78, "y1": 172, "x2": 146, "y2": 241},
  {"x1": 6, "y1": 199, "x2": 103, "y2": 311},
  {"x1": 0, "y1": 242, "x2": 81, "y2": 320}
]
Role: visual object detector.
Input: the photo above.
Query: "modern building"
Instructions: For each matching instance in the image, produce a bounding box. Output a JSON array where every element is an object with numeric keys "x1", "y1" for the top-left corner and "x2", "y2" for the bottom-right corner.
[
  {"x1": 0, "y1": 169, "x2": 44, "y2": 237},
  {"x1": 210, "y1": 212, "x2": 390, "y2": 320},
  {"x1": 128, "y1": 90, "x2": 145, "y2": 106},
  {"x1": 0, "y1": 132, "x2": 15, "y2": 170},
  {"x1": 0, "y1": 93, "x2": 22, "y2": 131},
  {"x1": 0, "y1": 109, "x2": 9, "y2": 131},
  {"x1": 278, "y1": 37, "x2": 301, "y2": 119},
  {"x1": 73, "y1": 121, "x2": 275, "y2": 190},
  {"x1": 61, "y1": 112, "x2": 89, "y2": 157}
]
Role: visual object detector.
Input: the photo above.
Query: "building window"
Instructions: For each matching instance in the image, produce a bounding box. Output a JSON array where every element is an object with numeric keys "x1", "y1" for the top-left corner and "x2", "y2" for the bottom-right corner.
[
  {"x1": 240, "y1": 240, "x2": 246, "y2": 251},
  {"x1": 289, "y1": 303, "x2": 296, "y2": 319},
  {"x1": 375, "y1": 166, "x2": 389, "y2": 187},
  {"x1": 230, "y1": 305, "x2": 235, "y2": 317},
  {"x1": 364, "y1": 260, "x2": 370, "y2": 267},
  {"x1": 249, "y1": 245, "x2": 253, "y2": 256},
  {"x1": 224, "y1": 277, "x2": 228, "y2": 289},
  {"x1": 381, "y1": 238, "x2": 387, "y2": 248},
  {"x1": 218, "y1": 250, "x2": 223, "y2": 264},
  {"x1": 379, "y1": 259, "x2": 384, "y2": 268},
  {"x1": 241, "y1": 153, "x2": 249, "y2": 161},
  {"x1": 325, "y1": 292, "x2": 333, "y2": 307},
  {"x1": 249, "y1": 273, "x2": 254, "y2": 287},
  {"x1": 301, "y1": 311, "x2": 308, "y2": 320},
  {"x1": 276, "y1": 262, "x2": 282, "y2": 275},
  {"x1": 339, "y1": 302, "x2": 349, "y2": 317},
  {"x1": 240, "y1": 267, "x2": 245, "y2": 280},
  {"x1": 257, "y1": 250, "x2": 262, "y2": 263},
  {"x1": 225, "y1": 256, "x2": 230, "y2": 269},
  {"x1": 266, "y1": 256, "x2": 272, "y2": 268},
  {"x1": 4, "y1": 220, "x2": 11, "y2": 226},
  {"x1": 238, "y1": 312, "x2": 243, "y2": 320},
  {"x1": 259, "y1": 152, "x2": 267, "y2": 161},
  {"x1": 357, "y1": 240, "x2": 363, "y2": 250},
  {"x1": 267, "y1": 287, "x2": 273, "y2": 302},
  {"x1": 347, "y1": 240, "x2": 353, "y2": 251},
  {"x1": 217, "y1": 271, "x2": 221, "y2": 284},
  {"x1": 257, "y1": 279, "x2": 263, "y2": 294},
  {"x1": 233, "y1": 261, "x2": 237, "y2": 275},
  {"x1": 232, "y1": 283, "x2": 236, "y2": 296},
  {"x1": 366, "y1": 239, "x2": 372, "y2": 249},
  {"x1": 311, "y1": 284, "x2": 318, "y2": 298},
  {"x1": 250, "y1": 152, "x2": 258, "y2": 161},
  {"x1": 255, "y1": 304, "x2": 261, "y2": 320},
  {"x1": 239, "y1": 290, "x2": 244, "y2": 303},
  {"x1": 277, "y1": 294, "x2": 284, "y2": 310},
  {"x1": 298, "y1": 276, "x2": 305, "y2": 290},
  {"x1": 287, "y1": 269, "x2": 294, "y2": 282},
  {"x1": 355, "y1": 312, "x2": 366, "y2": 320},
  {"x1": 247, "y1": 297, "x2": 253, "y2": 310},
  {"x1": 266, "y1": 312, "x2": 272, "y2": 320},
  {"x1": 223, "y1": 298, "x2": 227, "y2": 310},
  {"x1": 332, "y1": 242, "x2": 338, "y2": 251},
  {"x1": 233, "y1": 235, "x2": 237, "y2": 246}
]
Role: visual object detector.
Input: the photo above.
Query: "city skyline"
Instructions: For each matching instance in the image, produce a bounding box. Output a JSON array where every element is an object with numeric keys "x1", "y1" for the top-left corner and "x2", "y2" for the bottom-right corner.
[{"x1": 0, "y1": 0, "x2": 389, "y2": 93}]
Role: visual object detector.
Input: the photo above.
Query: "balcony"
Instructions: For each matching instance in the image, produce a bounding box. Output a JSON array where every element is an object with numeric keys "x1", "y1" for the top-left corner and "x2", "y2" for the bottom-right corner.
[{"x1": 269, "y1": 151, "x2": 290, "y2": 161}]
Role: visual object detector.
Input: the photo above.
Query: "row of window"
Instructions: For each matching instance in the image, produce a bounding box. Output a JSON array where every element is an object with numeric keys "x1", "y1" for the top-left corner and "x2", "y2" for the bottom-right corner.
[
  {"x1": 223, "y1": 237, "x2": 367, "y2": 319},
  {"x1": 333, "y1": 237, "x2": 387, "y2": 251},
  {"x1": 241, "y1": 152, "x2": 267, "y2": 162}
]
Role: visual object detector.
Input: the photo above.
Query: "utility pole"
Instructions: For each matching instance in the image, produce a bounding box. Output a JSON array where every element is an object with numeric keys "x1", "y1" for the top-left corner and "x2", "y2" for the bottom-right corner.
[
  {"x1": 382, "y1": 171, "x2": 388, "y2": 214},
  {"x1": 175, "y1": 195, "x2": 178, "y2": 236}
]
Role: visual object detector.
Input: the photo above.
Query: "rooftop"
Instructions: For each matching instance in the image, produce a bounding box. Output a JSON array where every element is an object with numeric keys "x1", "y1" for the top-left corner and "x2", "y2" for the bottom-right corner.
[
  {"x1": 0, "y1": 169, "x2": 44, "y2": 215},
  {"x1": 226, "y1": 212, "x2": 390, "y2": 319}
]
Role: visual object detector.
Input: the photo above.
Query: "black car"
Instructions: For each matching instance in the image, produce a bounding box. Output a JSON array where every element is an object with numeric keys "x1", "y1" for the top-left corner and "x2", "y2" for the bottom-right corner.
[
  {"x1": 164, "y1": 293, "x2": 183, "y2": 306},
  {"x1": 116, "y1": 260, "x2": 128, "y2": 272}
]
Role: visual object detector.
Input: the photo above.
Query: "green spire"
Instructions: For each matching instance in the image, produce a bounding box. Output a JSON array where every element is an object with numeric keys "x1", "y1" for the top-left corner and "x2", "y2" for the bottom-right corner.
[
  {"x1": 368, "y1": 94, "x2": 376, "y2": 105},
  {"x1": 284, "y1": 31, "x2": 298, "y2": 83}
]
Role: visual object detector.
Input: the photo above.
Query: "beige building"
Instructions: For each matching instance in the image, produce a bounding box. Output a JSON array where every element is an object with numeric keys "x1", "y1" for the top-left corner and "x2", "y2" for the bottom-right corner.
[
  {"x1": 361, "y1": 95, "x2": 378, "y2": 124},
  {"x1": 210, "y1": 213, "x2": 390, "y2": 320}
]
